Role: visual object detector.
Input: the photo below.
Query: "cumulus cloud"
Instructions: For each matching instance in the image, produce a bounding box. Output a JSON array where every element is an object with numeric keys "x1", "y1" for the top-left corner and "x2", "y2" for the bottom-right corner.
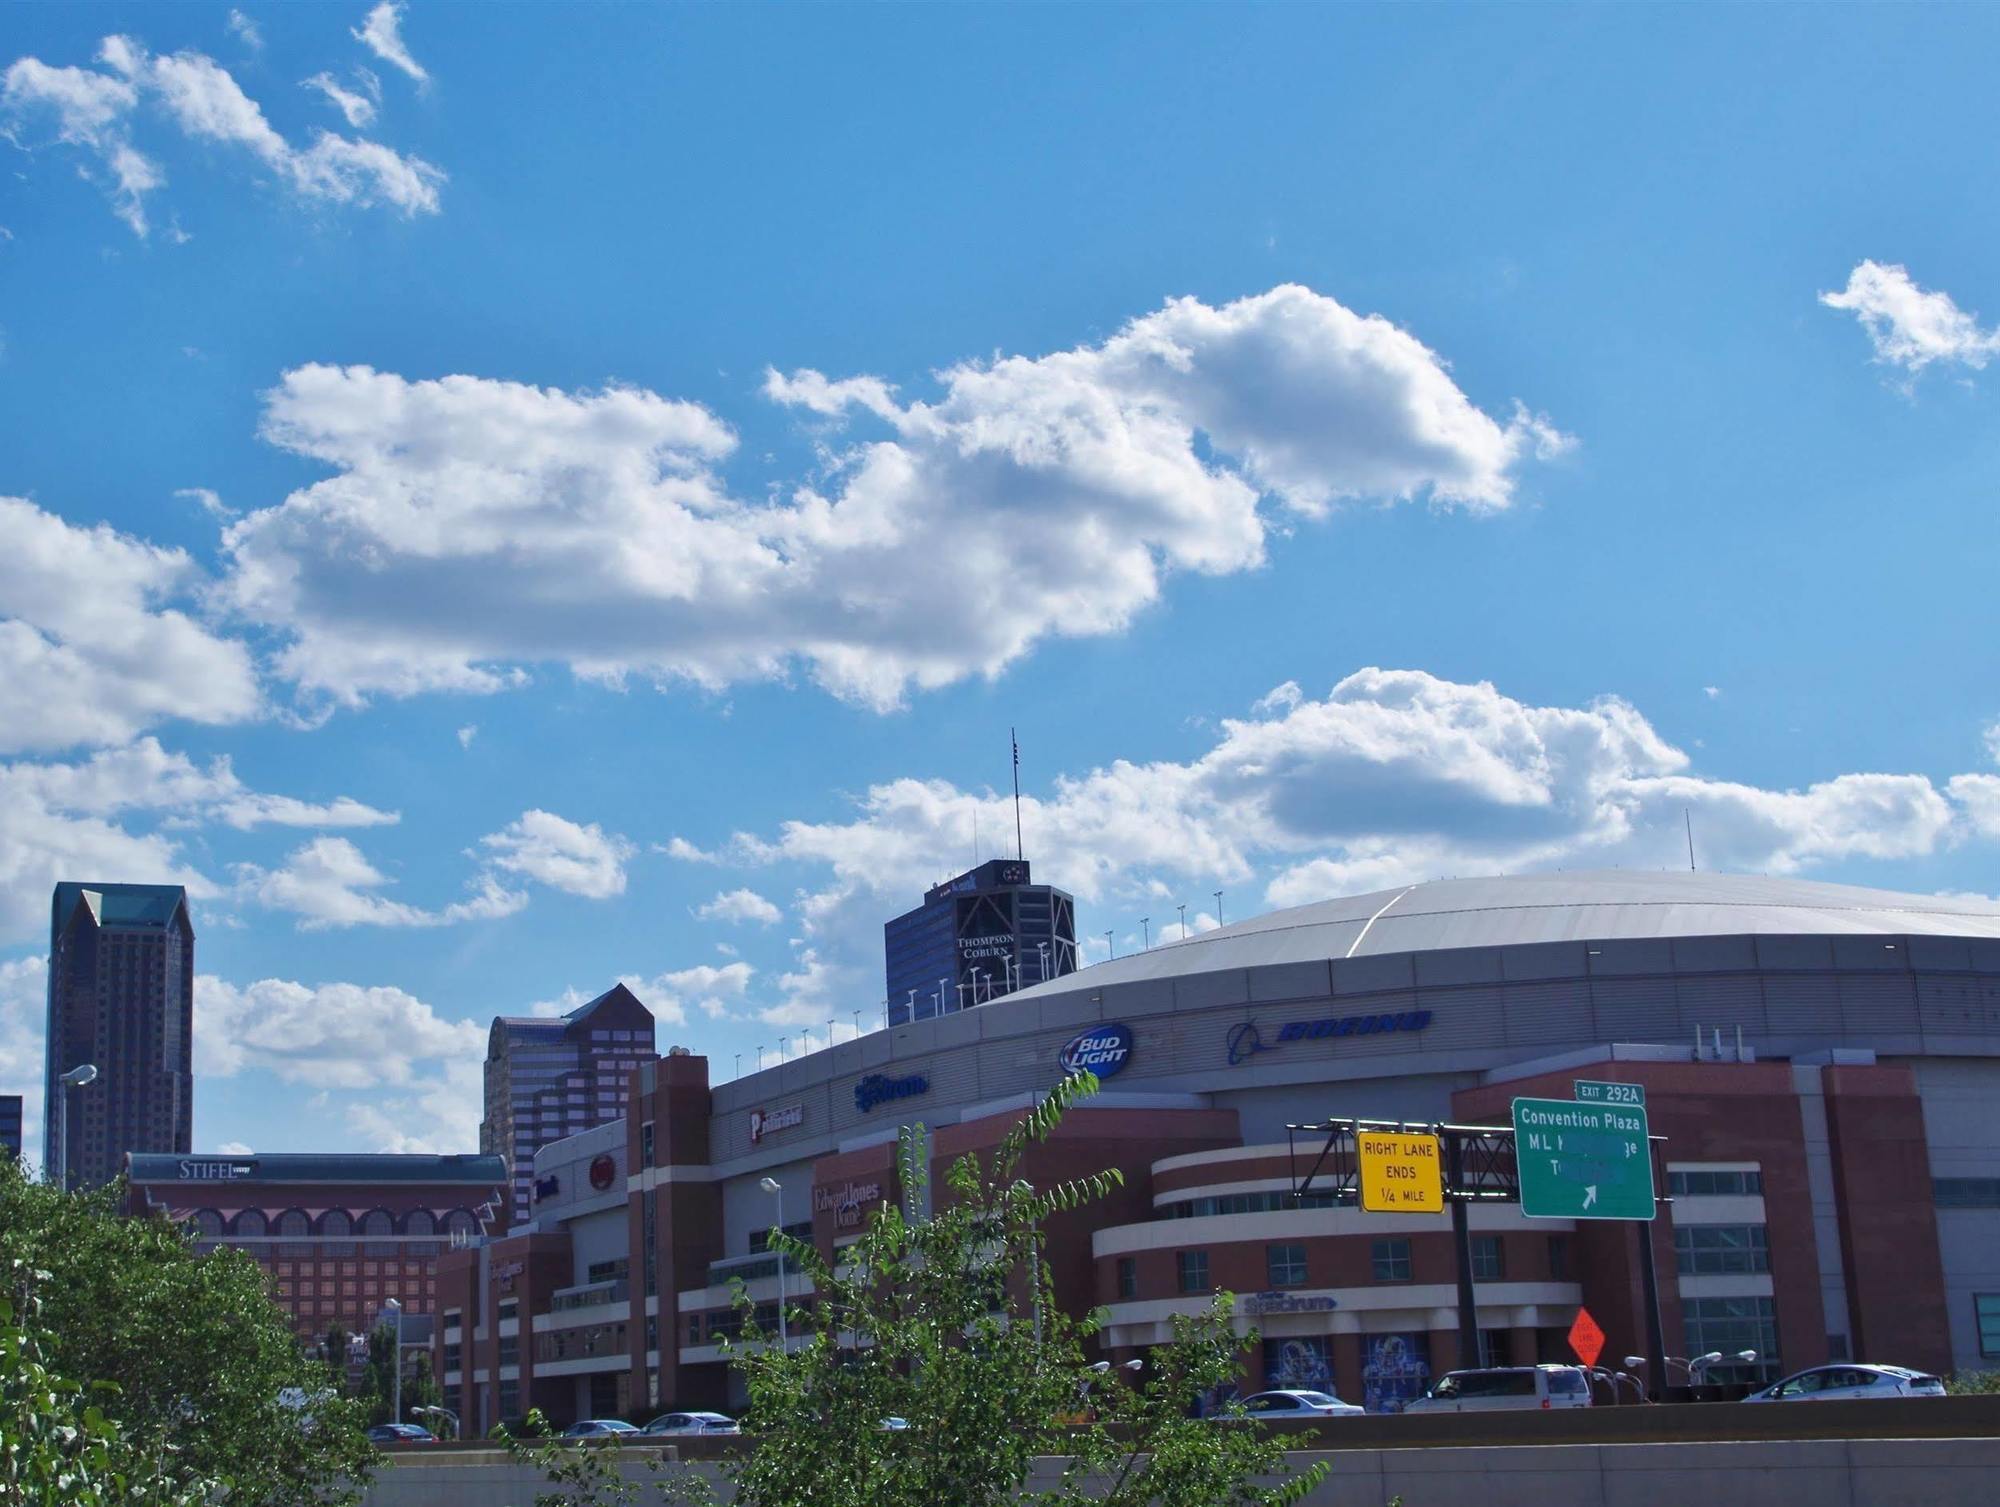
[
  {"x1": 695, "y1": 886, "x2": 782, "y2": 925},
  {"x1": 174, "y1": 486, "x2": 235, "y2": 519},
  {"x1": 237, "y1": 835, "x2": 524, "y2": 929},
  {"x1": 303, "y1": 69, "x2": 378, "y2": 129},
  {"x1": 2, "y1": 34, "x2": 442, "y2": 235},
  {"x1": 673, "y1": 667, "x2": 1994, "y2": 1009},
  {"x1": 221, "y1": 289, "x2": 1565, "y2": 711},
  {"x1": 1821, "y1": 260, "x2": 2000, "y2": 376},
  {"x1": 0, "y1": 496, "x2": 260, "y2": 753},
  {"x1": 479, "y1": 809, "x2": 633, "y2": 899},
  {"x1": 531, "y1": 960, "x2": 753, "y2": 1029},
  {"x1": 225, "y1": 10, "x2": 261, "y2": 51},
  {"x1": 352, "y1": 3, "x2": 428, "y2": 85},
  {"x1": 1985, "y1": 719, "x2": 2000, "y2": 767}
]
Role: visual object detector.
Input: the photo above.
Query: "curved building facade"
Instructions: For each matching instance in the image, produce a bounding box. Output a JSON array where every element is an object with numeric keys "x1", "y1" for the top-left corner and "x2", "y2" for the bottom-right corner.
[{"x1": 437, "y1": 872, "x2": 2000, "y2": 1428}]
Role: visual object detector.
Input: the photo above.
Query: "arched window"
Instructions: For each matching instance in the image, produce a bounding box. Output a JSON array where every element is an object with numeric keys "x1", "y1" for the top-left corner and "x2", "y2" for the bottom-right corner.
[
  {"x1": 187, "y1": 1208, "x2": 225, "y2": 1240},
  {"x1": 320, "y1": 1209, "x2": 354, "y2": 1257},
  {"x1": 404, "y1": 1209, "x2": 438, "y2": 1257},
  {"x1": 360, "y1": 1208, "x2": 395, "y2": 1258},
  {"x1": 442, "y1": 1208, "x2": 479, "y2": 1247},
  {"x1": 276, "y1": 1208, "x2": 312, "y2": 1257},
  {"x1": 232, "y1": 1209, "x2": 267, "y2": 1238}
]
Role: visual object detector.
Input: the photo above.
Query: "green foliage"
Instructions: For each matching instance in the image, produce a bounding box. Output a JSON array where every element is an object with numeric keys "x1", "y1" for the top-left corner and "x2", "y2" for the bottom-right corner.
[
  {"x1": 496, "y1": 1410, "x2": 716, "y2": 1507},
  {"x1": 359, "y1": 1321, "x2": 442, "y2": 1426},
  {"x1": 1946, "y1": 1370, "x2": 2000, "y2": 1395},
  {"x1": 1, "y1": 1261, "x2": 213, "y2": 1505},
  {"x1": 0, "y1": 1156, "x2": 375, "y2": 1507},
  {"x1": 719, "y1": 1069, "x2": 1327, "y2": 1507}
]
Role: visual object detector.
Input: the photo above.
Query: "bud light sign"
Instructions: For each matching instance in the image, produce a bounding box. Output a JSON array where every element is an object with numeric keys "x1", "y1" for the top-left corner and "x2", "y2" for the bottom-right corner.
[{"x1": 1060, "y1": 1023, "x2": 1133, "y2": 1080}]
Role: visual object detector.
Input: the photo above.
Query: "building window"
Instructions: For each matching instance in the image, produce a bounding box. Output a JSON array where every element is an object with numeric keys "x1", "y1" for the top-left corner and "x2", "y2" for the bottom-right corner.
[
  {"x1": 1674, "y1": 1224, "x2": 1770, "y2": 1275},
  {"x1": 1471, "y1": 1236, "x2": 1505, "y2": 1281},
  {"x1": 443, "y1": 1341, "x2": 460, "y2": 1371},
  {"x1": 1117, "y1": 1257, "x2": 1138, "y2": 1300},
  {"x1": 1265, "y1": 1243, "x2": 1308, "y2": 1288},
  {"x1": 497, "y1": 1380, "x2": 518, "y2": 1423},
  {"x1": 1547, "y1": 1235, "x2": 1571, "y2": 1282},
  {"x1": 1476, "y1": 1328, "x2": 1509, "y2": 1368},
  {"x1": 1667, "y1": 1169, "x2": 1763, "y2": 1197},
  {"x1": 497, "y1": 1335, "x2": 518, "y2": 1367},
  {"x1": 1682, "y1": 1296, "x2": 1779, "y2": 1383},
  {"x1": 1162, "y1": 1189, "x2": 1339, "y2": 1217},
  {"x1": 640, "y1": 1121, "x2": 655, "y2": 1168},
  {"x1": 1371, "y1": 1238, "x2": 1411, "y2": 1283},
  {"x1": 1977, "y1": 1295, "x2": 2000, "y2": 1360},
  {"x1": 1176, "y1": 1249, "x2": 1209, "y2": 1294},
  {"x1": 643, "y1": 1190, "x2": 658, "y2": 1297},
  {"x1": 497, "y1": 1298, "x2": 518, "y2": 1323},
  {"x1": 1935, "y1": 1178, "x2": 2000, "y2": 1208}
]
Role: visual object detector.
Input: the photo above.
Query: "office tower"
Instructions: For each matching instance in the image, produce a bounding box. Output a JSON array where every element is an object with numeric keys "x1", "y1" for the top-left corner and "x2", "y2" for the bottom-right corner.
[
  {"x1": 0, "y1": 1094, "x2": 21, "y2": 1160},
  {"x1": 45, "y1": 883, "x2": 194, "y2": 1189},
  {"x1": 884, "y1": 857, "x2": 1078, "y2": 1026},
  {"x1": 480, "y1": 983, "x2": 655, "y2": 1228}
]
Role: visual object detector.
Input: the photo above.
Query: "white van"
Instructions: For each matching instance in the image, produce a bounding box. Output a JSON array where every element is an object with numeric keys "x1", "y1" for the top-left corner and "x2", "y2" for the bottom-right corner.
[{"x1": 1400, "y1": 1365, "x2": 1594, "y2": 1413}]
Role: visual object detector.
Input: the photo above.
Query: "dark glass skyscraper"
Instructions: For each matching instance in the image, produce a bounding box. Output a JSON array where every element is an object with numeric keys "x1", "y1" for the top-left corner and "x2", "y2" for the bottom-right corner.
[
  {"x1": 0, "y1": 1094, "x2": 21, "y2": 1161},
  {"x1": 45, "y1": 882, "x2": 194, "y2": 1189},
  {"x1": 480, "y1": 983, "x2": 656, "y2": 1229},
  {"x1": 885, "y1": 858, "x2": 1078, "y2": 1025}
]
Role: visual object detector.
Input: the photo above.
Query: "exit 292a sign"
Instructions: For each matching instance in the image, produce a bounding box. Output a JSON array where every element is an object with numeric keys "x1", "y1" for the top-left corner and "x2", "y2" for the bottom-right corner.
[
  {"x1": 1573, "y1": 1079, "x2": 1645, "y2": 1107},
  {"x1": 1512, "y1": 1098, "x2": 1656, "y2": 1221}
]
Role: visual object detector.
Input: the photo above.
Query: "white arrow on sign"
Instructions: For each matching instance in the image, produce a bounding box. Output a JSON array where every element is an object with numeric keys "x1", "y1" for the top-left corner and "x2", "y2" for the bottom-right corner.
[{"x1": 1582, "y1": 1185, "x2": 1598, "y2": 1210}]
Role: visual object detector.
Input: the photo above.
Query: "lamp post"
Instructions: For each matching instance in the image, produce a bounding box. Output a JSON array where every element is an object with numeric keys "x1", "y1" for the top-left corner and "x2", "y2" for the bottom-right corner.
[
  {"x1": 1178, "y1": 904, "x2": 1187, "y2": 939},
  {"x1": 758, "y1": 1177, "x2": 787, "y2": 1351},
  {"x1": 1140, "y1": 918, "x2": 1149, "y2": 950},
  {"x1": 383, "y1": 1298, "x2": 403, "y2": 1426},
  {"x1": 1623, "y1": 1350, "x2": 1757, "y2": 1390},
  {"x1": 1036, "y1": 941, "x2": 1049, "y2": 982},
  {"x1": 1214, "y1": 890, "x2": 1223, "y2": 926},
  {"x1": 54, "y1": 1063, "x2": 98, "y2": 1189}
]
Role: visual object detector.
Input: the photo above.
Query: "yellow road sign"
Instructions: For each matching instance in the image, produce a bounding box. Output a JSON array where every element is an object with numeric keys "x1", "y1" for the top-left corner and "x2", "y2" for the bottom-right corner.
[{"x1": 1357, "y1": 1131, "x2": 1444, "y2": 1213}]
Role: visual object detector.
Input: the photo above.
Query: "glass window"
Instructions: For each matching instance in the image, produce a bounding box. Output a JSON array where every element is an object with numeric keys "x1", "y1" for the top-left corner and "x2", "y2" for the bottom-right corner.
[
  {"x1": 1176, "y1": 1249, "x2": 1209, "y2": 1294},
  {"x1": 1471, "y1": 1236, "x2": 1505, "y2": 1281},
  {"x1": 1371, "y1": 1238, "x2": 1411, "y2": 1282},
  {"x1": 1547, "y1": 1235, "x2": 1571, "y2": 1282},
  {"x1": 1667, "y1": 1169, "x2": 1764, "y2": 1197},
  {"x1": 1674, "y1": 1223, "x2": 1771, "y2": 1275},
  {"x1": 1265, "y1": 1243, "x2": 1308, "y2": 1288},
  {"x1": 1476, "y1": 1328, "x2": 1509, "y2": 1367},
  {"x1": 1935, "y1": 1178, "x2": 2000, "y2": 1208},
  {"x1": 640, "y1": 1121, "x2": 655, "y2": 1168},
  {"x1": 498, "y1": 1335, "x2": 518, "y2": 1366},
  {"x1": 1116, "y1": 1256, "x2": 1137, "y2": 1300},
  {"x1": 1262, "y1": 1335, "x2": 1333, "y2": 1392},
  {"x1": 1683, "y1": 1296, "x2": 1780, "y2": 1383},
  {"x1": 1976, "y1": 1295, "x2": 2000, "y2": 1359}
]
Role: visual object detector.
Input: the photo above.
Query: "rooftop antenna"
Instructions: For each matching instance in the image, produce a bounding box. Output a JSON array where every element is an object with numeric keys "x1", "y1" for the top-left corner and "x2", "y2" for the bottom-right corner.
[
  {"x1": 1011, "y1": 728, "x2": 1025, "y2": 861},
  {"x1": 1685, "y1": 808, "x2": 1697, "y2": 872}
]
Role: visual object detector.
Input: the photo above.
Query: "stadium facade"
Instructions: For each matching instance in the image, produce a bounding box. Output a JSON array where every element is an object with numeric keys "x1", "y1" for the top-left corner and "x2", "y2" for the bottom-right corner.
[{"x1": 435, "y1": 871, "x2": 2000, "y2": 1429}]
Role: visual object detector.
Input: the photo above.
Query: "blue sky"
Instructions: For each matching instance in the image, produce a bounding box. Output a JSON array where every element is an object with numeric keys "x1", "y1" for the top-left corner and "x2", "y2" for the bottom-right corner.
[{"x1": 4, "y1": 3, "x2": 1999, "y2": 1164}]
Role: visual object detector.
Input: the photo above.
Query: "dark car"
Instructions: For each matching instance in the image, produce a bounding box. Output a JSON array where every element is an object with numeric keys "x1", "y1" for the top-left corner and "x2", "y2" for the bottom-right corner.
[{"x1": 365, "y1": 1423, "x2": 439, "y2": 1446}]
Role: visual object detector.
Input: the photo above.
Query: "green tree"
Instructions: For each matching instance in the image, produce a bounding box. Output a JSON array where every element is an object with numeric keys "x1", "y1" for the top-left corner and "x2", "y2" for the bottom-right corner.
[
  {"x1": 722, "y1": 1071, "x2": 1327, "y2": 1507},
  {"x1": 359, "y1": 1322, "x2": 442, "y2": 1426},
  {"x1": 1, "y1": 1261, "x2": 213, "y2": 1506},
  {"x1": 0, "y1": 1157, "x2": 375, "y2": 1507}
]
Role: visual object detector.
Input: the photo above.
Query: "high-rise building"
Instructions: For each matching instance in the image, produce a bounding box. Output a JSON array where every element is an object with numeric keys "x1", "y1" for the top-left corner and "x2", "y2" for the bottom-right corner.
[
  {"x1": 45, "y1": 883, "x2": 194, "y2": 1189},
  {"x1": 0, "y1": 1094, "x2": 22, "y2": 1161},
  {"x1": 480, "y1": 984, "x2": 655, "y2": 1229},
  {"x1": 885, "y1": 857, "x2": 1077, "y2": 1025}
]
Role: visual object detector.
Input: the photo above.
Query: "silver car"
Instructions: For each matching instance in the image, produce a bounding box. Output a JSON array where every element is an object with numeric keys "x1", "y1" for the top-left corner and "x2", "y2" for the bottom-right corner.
[
  {"x1": 641, "y1": 1411, "x2": 739, "y2": 1436},
  {"x1": 1742, "y1": 1364, "x2": 1945, "y2": 1402},
  {"x1": 1234, "y1": 1389, "x2": 1366, "y2": 1418}
]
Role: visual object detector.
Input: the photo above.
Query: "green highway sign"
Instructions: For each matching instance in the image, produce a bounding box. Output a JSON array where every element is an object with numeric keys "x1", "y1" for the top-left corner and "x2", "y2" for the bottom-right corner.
[
  {"x1": 1512, "y1": 1097, "x2": 1656, "y2": 1221},
  {"x1": 1573, "y1": 1079, "x2": 1645, "y2": 1107}
]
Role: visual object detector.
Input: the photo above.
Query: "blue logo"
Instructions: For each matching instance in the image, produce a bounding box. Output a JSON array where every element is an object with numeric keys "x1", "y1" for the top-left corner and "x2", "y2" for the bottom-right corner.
[
  {"x1": 1227, "y1": 1011, "x2": 1433, "y2": 1066},
  {"x1": 854, "y1": 1071, "x2": 930, "y2": 1113},
  {"x1": 1060, "y1": 1023, "x2": 1133, "y2": 1079}
]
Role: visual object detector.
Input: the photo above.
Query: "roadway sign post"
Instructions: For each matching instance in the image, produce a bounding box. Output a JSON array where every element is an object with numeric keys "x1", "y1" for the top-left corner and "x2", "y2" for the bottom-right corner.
[{"x1": 1512, "y1": 1097, "x2": 1656, "y2": 1220}]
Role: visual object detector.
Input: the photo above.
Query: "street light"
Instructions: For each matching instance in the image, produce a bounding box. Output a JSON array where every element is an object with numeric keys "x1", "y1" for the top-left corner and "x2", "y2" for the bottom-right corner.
[
  {"x1": 54, "y1": 1063, "x2": 98, "y2": 1189},
  {"x1": 382, "y1": 1298, "x2": 404, "y2": 1426},
  {"x1": 758, "y1": 1177, "x2": 787, "y2": 1351},
  {"x1": 412, "y1": 1404, "x2": 457, "y2": 1440}
]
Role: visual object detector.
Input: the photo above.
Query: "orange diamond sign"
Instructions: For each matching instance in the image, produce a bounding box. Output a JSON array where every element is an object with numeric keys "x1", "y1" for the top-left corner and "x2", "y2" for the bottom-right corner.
[{"x1": 1567, "y1": 1307, "x2": 1605, "y2": 1368}]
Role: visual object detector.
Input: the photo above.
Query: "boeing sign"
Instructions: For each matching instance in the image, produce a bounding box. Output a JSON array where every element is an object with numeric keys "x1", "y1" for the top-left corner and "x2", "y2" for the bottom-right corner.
[
  {"x1": 1059, "y1": 1023, "x2": 1133, "y2": 1079},
  {"x1": 1227, "y1": 1011, "x2": 1434, "y2": 1067}
]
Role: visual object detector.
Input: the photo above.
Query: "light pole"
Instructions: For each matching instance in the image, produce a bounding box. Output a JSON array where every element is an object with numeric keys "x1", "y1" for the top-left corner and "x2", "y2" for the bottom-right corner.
[
  {"x1": 1036, "y1": 941, "x2": 1049, "y2": 982},
  {"x1": 54, "y1": 1063, "x2": 98, "y2": 1189},
  {"x1": 1214, "y1": 890, "x2": 1223, "y2": 926},
  {"x1": 1178, "y1": 904, "x2": 1187, "y2": 939},
  {"x1": 383, "y1": 1298, "x2": 403, "y2": 1425},
  {"x1": 1623, "y1": 1350, "x2": 1756, "y2": 1390},
  {"x1": 1140, "y1": 918, "x2": 1149, "y2": 950},
  {"x1": 758, "y1": 1177, "x2": 788, "y2": 1351},
  {"x1": 1104, "y1": 930, "x2": 1114, "y2": 961}
]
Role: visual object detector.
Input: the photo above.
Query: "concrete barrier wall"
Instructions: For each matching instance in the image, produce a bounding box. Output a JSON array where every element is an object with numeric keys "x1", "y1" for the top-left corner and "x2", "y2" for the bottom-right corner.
[{"x1": 368, "y1": 1435, "x2": 2000, "y2": 1507}]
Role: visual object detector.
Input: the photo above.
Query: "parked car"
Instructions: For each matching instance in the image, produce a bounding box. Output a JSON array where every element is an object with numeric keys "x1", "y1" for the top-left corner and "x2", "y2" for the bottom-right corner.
[
  {"x1": 1742, "y1": 1365, "x2": 1946, "y2": 1402},
  {"x1": 365, "y1": 1422, "x2": 439, "y2": 1446},
  {"x1": 641, "y1": 1411, "x2": 739, "y2": 1436},
  {"x1": 561, "y1": 1418, "x2": 641, "y2": 1438},
  {"x1": 1401, "y1": 1365, "x2": 1594, "y2": 1413},
  {"x1": 1233, "y1": 1390, "x2": 1366, "y2": 1419}
]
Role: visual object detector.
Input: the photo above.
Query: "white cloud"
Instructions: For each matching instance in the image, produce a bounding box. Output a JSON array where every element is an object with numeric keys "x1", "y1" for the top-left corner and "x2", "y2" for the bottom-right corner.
[
  {"x1": 1704, "y1": 686, "x2": 1721, "y2": 700},
  {"x1": 222, "y1": 289, "x2": 1564, "y2": 711},
  {"x1": 0, "y1": 496, "x2": 260, "y2": 753},
  {"x1": 237, "y1": 834, "x2": 524, "y2": 929},
  {"x1": 456, "y1": 723, "x2": 477, "y2": 748},
  {"x1": 695, "y1": 886, "x2": 782, "y2": 925},
  {"x1": 215, "y1": 1139, "x2": 253, "y2": 1155},
  {"x1": 1984, "y1": 720, "x2": 2000, "y2": 767},
  {"x1": 2, "y1": 35, "x2": 442, "y2": 236},
  {"x1": 530, "y1": 961, "x2": 753, "y2": 1030},
  {"x1": 1252, "y1": 680, "x2": 1303, "y2": 716},
  {"x1": 352, "y1": 3, "x2": 428, "y2": 85},
  {"x1": 174, "y1": 486, "x2": 235, "y2": 519},
  {"x1": 479, "y1": 809, "x2": 633, "y2": 899},
  {"x1": 1820, "y1": 260, "x2": 2000, "y2": 376},
  {"x1": 0, "y1": 956, "x2": 47, "y2": 1168},
  {"x1": 303, "y1": 70, "x2": 378, "y2": 129},
  {"x1": 225, "y1": 10, "x2": 261, "y2": 51},
  {"x1": 681, "y1": 667, "x2": 1988, "y2": 1000}
]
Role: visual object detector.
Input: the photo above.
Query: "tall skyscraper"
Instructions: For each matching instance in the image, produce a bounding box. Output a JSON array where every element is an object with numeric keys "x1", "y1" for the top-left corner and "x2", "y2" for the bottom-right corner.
[
  {"x1": 0, "y1": 1094, "x2": 22, "y2": 1161},
  {"x1": 480, "y1": 983, "x2": 655, "y2": 1228},
  {"x1": 885, "y1": 857, "x2": 1078, "y2": 1025},
  {"x1": 45, "y1": 883, "x2": 194, "y2": 1189}
]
